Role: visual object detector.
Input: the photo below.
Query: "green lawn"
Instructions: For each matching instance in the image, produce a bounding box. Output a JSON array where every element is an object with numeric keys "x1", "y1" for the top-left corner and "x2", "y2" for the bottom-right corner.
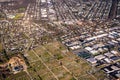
[{"x1": 13, "y1": 13, "x2": 24, "y2": 20}]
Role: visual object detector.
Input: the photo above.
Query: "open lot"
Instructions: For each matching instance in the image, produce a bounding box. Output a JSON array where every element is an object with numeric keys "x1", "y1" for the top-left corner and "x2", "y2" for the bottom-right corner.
[
  {"x1": 6, "y1": 71, "x2": 30, "y2": 80},
  {"x1": 24, "y1": 41, "x2": 106, "y2": 80}
]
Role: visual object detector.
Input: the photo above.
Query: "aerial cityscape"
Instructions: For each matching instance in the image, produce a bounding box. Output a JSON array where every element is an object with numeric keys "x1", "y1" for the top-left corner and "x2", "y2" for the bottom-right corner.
[{"x1": 0, "y1": 0, "x2": 120, "y2": 80}]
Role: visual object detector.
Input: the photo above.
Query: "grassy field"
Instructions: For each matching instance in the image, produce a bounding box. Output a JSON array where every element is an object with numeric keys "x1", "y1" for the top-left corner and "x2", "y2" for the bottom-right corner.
[
  {"x1": 26, "y1": 41, "x2": 106, "y2": 80},
  {"x1": 26, "y1": 50, "x2": 39, "y2": 63},
  {"x1": 6, "y1": 71, "x2": 30, "y2": 80},
  {"x1": 4, "y1": 41, "x2": 106, "y2": 80}
]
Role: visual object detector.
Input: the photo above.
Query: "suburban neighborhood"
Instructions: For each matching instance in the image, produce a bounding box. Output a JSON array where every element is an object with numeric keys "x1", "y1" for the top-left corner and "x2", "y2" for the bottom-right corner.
[{"x1": 0, "y1": 0, "x2": 120, "y2": 80}]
